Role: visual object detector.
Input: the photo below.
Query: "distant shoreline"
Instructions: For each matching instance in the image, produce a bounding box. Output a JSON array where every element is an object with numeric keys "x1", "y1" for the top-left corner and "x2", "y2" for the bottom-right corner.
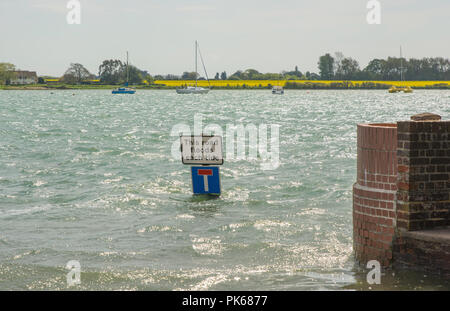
[{"x1": 1, "y1": 80, "x2": 449, "y2": 90}]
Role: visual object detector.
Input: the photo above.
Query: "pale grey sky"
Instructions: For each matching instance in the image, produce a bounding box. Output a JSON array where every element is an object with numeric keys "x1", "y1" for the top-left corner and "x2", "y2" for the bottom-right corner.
[{"x1": 1, "y1": 0, "x2": 449, "y2": 77}]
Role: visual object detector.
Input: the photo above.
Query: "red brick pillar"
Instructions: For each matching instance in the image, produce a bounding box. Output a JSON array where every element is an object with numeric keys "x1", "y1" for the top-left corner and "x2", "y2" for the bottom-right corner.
[
  {"x1": 353, "y1": 124, "x2": 398, "y2": 267},
  {"x1": 396, "y1": 120, "x2": 450, "y2": 231}
]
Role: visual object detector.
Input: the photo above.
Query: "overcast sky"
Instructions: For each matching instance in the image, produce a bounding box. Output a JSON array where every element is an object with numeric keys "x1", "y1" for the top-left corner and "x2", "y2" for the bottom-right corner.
[{"x1": 1, "y1": 0, "x2": 449, "y2": 77}]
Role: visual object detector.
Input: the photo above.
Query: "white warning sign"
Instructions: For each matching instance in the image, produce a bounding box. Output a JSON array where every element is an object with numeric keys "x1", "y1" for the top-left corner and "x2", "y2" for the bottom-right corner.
[{"x1": 180, "y1": 135, "x2": 224, "y2": 165}]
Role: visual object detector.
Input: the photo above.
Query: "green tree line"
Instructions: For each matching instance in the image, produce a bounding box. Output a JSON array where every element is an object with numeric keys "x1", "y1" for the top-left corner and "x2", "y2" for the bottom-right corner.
[
  {"x1": 2, "y1": 53, "x2": 449, "y2": 86},
  {"x1": 59, "y1": 61, "x2": 152, "y2": 85},
  {"x1": 154, "y1": 55, "x2": 449, "y2": 81},
  {"x1": 317, "y1": 53, "x2": 450, "y2": 81}
]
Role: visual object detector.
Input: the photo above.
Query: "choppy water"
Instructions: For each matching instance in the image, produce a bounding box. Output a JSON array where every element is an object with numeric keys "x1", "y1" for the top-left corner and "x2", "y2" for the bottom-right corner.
[{"x1": 0, "y1": 89, "x2": 449, "y2": 291}]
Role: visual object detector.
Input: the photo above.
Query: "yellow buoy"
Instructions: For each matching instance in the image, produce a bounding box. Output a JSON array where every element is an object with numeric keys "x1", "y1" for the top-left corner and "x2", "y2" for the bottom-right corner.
[
  {"x1": 403, "y1": 86, "x2": 413, "y2": 93},
  {"x1": 388, "y1": 86, "x2": 400, "y2": 93}
]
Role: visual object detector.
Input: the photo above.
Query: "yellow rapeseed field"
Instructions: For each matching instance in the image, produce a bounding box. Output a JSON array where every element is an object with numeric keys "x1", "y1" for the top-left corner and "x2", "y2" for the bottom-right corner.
[
  {"x1": 154, "y1": 80, "x2": 450, "y2": 88},
  {"x1": 155, "y1": 80, "x2": 283, "y2": 87}
]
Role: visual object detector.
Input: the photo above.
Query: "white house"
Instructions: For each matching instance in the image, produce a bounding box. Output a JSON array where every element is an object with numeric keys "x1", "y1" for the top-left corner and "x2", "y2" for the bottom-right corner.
[{"x1": 10, "y1": 71, "x2": 38, "y2": 85}]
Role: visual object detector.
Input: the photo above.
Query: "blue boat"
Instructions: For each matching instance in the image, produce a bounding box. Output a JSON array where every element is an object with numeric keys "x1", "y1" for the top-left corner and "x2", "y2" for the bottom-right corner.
[
  {"x1": 112, "y1": 52, "x2": 136, "y2": 94},
  {"x1": 112, "y1": 84, "x2": 136, "y2": 94}
]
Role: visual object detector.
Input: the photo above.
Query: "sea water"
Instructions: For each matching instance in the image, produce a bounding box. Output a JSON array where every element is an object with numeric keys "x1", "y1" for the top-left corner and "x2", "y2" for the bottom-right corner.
[{"x1": 0, "y1": 89, "x2": 449, "y2": 290}]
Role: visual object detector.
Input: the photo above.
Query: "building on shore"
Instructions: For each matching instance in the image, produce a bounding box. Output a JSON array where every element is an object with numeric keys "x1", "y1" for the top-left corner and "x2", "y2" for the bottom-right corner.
[{"x1": 10, "y1": 71, "x2": 38, "y2": 85}]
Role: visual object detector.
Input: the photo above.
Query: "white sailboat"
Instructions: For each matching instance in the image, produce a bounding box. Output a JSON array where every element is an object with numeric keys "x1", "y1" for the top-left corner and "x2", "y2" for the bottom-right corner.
[{"x1": 176, "y1": 41, "x2": 210, "y2": 94}]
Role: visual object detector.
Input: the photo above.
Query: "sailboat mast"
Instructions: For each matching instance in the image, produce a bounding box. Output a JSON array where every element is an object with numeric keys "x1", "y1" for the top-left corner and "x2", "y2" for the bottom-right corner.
[
  {"x1": 127, "y1": 51, "x2": 129, "y2": 85},
  {"x1": 197, "y1": 42, "x2": 211, "y2": 89},
  {"x1": 195, "y1": 41, "x2": 198, "y2": 88},
  {"x1": 400, "y1": 46, "x2": 403, "y2": 82}
]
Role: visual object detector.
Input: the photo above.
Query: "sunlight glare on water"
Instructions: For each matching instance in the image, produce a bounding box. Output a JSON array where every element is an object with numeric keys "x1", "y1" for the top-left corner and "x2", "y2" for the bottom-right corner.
[{"x1": 0, "y1": 89, "x2": 449, "y2": 290}]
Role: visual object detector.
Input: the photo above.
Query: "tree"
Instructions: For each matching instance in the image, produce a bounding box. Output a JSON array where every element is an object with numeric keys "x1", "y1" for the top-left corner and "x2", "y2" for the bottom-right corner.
[
  {"x1": 228, "y1": 69, "x2": 284, "y2": 80},
  {"x1": 165, "y1": 74, "x2": 180, "y2": 80},
  {"x1": 339, "y1": 57, "x2": 360, "y2": 80},
  {"x1": 384, "y1": 57, "x2": 403, "y2": 80},
  {"x1": 98, "y1": 59, "x2": 124, "y2": 84},
  {"x1": 283, "y1": 66, "x2": 302, "y2": 79},
  {"x1": 125, "y1": 65, "x2": 144, "y2": 84},
  {"x1": 333, "y1": 52, "x2": 345, "y2": 79},
  {"x1": 229, "y1": 70, "x2": 243, "y2": 80},
  {"x1": 181, "y1": 71, "x2": 198, "y2": 80},
  {"x1": 144, "y1": 74, "x2": 153, "y2": 85},
  {"x1": 318, "y1": 54, "x2": 335, "y2": 80},
  {"x1": 262, "y1": 72, "x2": 283, "y2": 80},
  {"x1": 136, "y1": 54, "x2": 450, "y2": 83},
  {"x1": 62, "y1": 63, "x2": 93, "y2": 84},
  {"x1": 363, "y1": 59, "x2": 386, "y2": 80},
  {"x1": 243, "y1": 69, "x2": 260, "y2": 79},
  {"x1": 0, "y1": 63, "x2": 16, "y2": 85},
  {"x1": 310, "y1": 73, "x2": 320, "y2": 80},
  {"x1": 61, "y1": 72, "x2": 77, "y2": 84},
  {"x1": 435, "y1": 57, "x2": 450, "y2": 80}
]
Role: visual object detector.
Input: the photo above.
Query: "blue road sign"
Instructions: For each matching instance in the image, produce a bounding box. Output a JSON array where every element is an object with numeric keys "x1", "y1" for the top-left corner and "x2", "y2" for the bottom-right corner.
[{"x1": 191, "y1": 166, "x2": 221, "y2": 195}]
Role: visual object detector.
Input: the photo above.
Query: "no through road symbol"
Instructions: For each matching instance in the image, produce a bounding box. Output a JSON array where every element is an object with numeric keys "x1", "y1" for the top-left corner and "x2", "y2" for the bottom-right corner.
[{"x1": 191, "y1": 166, "x2": 220, "y2": 195}]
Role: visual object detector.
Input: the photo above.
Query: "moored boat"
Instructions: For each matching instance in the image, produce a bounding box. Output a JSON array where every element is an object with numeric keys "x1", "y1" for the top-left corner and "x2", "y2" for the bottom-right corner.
[
  {"x1": 388, "y1": 86, "x2": 401, "y2": 93},
  {"x1": 388, "y1": 85, "x2": 413, "y2": 93},
  {"x1": 272, "y1": 85, "x2": 284, "y2": 95},
  {"x1": 176, "y1": 86, "x2": 209, "y2": 94},
  {"x1": 388, "y1": 46, "x2": 413, "y2": 94},
  {"x1": 402, "y1": 86, "x2": 413, "y2": 93},
  {"x1": 112, "y1": 86, "x2": 136, "y2": 94},
  {"x1": 112, "y1": 52, "x2": 136, "y2": 94},
  {"x1": 177, "y1": 41, "x2": 210, "y2": 94}
]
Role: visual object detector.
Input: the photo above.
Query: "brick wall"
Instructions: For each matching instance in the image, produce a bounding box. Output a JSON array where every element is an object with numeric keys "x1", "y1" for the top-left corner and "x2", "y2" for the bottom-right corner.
[
  {"x1": 353, "y1": 124, "x2": 398, "y2": 266},
  {"x1": 396, "y1": 121, "x2": 450, "y2": 231},
  {"x1": 394, "y1": 230, "x2": 450, "y2": 278}
]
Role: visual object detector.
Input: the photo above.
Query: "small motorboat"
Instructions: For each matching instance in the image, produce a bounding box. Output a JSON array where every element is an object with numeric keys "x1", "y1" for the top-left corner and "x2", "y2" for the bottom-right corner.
[
  {"x1": 402, "y1": 86, "x2": 413, "y2": 93},
  {"x1": 388, "y1": 86, "x2": 401, "y2": 93},
  {"x1": 388, "y1": 85, "x2": 413, "y2": 93},
  {"x1": 388, "y1": 46, "x2": 413, "y2": 94},
  {"x1": 272, "y1": 86, "x2": 284, "y2": 95}
]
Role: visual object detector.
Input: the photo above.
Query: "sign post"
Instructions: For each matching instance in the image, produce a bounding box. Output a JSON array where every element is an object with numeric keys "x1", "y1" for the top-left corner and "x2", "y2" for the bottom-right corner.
[{"x1": 180, "y1": 135, "x2": 223, "y2": 196}]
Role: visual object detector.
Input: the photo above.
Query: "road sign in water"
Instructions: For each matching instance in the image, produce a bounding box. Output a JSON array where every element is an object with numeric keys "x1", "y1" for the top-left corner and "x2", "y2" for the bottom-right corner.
[
  {"x1": 180, "y1": 135, "x2": 223, "y2": 166},
  {"x1": 191, "y1": 166, "x2": 221, "y2": 195}
]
